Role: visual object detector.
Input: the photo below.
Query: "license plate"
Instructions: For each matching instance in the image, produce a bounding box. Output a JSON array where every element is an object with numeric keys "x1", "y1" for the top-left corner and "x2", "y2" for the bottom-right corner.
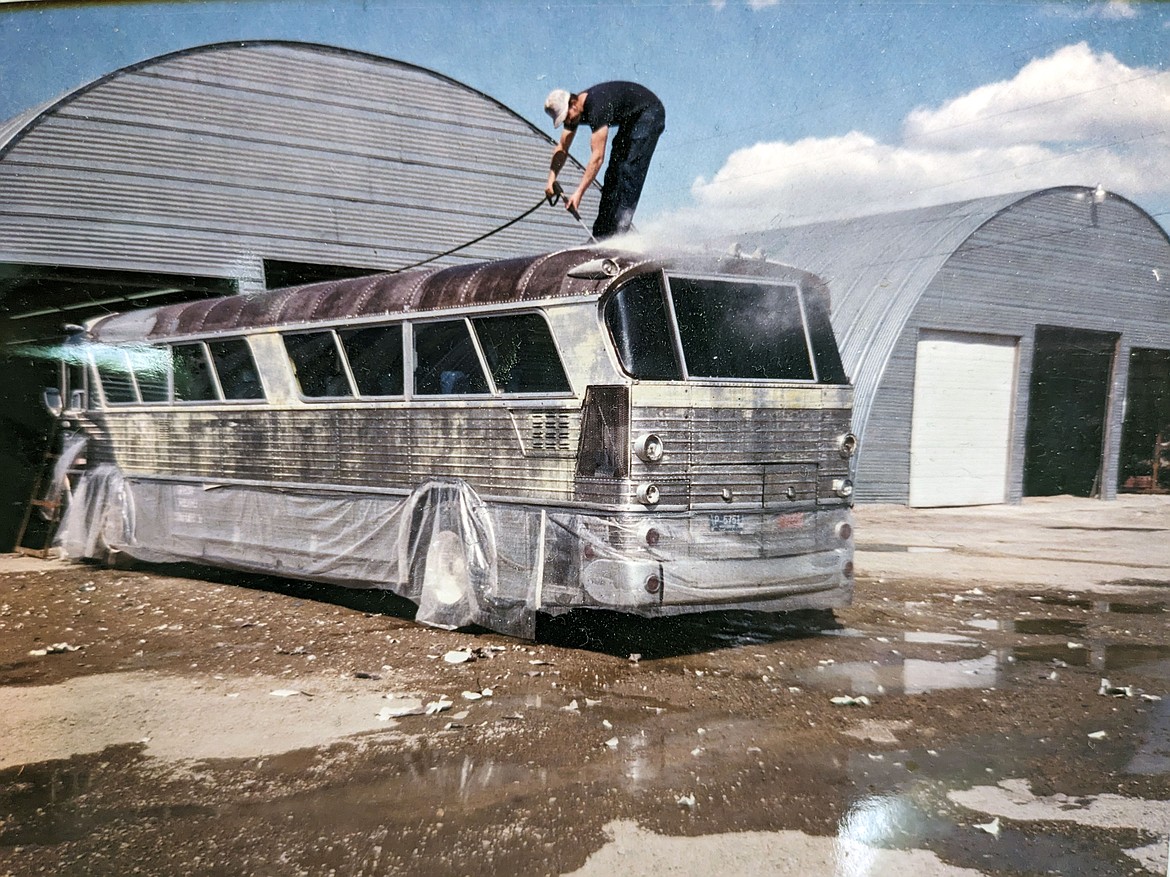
[
  {"x1": 775, "y1": 513, "x2": 807, "y2": 530},
  {"x1": 708, "y1": 513, "x2": 744, "y2": 533}
]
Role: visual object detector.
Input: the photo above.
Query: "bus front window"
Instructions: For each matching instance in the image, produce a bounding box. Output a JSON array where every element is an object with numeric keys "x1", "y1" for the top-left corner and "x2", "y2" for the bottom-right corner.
[
  {"x1": 603, "y1": 273, "x2": 681, "y2": 380},
  {"x1": 668, "y1": 277, "x2": 815, "y2": 381}
]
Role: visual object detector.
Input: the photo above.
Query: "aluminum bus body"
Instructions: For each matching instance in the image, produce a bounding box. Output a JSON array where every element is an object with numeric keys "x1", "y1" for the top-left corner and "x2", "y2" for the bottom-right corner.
[{"x1": 50, "y1": 246, "x2": 857, "y2": 638}]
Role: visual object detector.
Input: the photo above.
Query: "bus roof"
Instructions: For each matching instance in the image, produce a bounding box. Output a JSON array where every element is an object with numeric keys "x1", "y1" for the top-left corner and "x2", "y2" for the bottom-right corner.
[{"x1": 87, "y1": 246, "x2": 822, "y2": 342}]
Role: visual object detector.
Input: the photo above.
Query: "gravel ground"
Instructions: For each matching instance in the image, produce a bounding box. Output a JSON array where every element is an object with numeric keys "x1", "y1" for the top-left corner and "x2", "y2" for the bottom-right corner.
[{"x1": 1, "y1": 495, "x2": 1168, "y2": 876}]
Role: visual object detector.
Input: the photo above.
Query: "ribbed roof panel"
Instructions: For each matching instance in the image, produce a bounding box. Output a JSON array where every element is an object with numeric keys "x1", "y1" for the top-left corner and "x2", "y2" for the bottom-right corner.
[
  {"x1": 0, "y1": 41, "x2": 591, "y2": 303},
  {"x1": 736, "y1": 191, "x2": 1038, "y2": 437}
]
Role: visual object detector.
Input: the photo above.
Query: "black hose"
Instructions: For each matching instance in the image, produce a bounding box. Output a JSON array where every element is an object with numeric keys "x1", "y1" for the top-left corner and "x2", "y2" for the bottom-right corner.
[{"x1": 390, "y1": 197, "x2": 561, "y2": 275}]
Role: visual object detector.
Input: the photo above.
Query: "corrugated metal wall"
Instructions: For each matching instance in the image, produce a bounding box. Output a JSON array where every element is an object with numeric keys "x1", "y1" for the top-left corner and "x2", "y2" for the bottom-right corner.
[
  {"x1": 0, "y1": 41, "x2": 591, "y2": 294},
  {"x1": 739, "y1": 187, "x2": 1170, "y2": 504}
]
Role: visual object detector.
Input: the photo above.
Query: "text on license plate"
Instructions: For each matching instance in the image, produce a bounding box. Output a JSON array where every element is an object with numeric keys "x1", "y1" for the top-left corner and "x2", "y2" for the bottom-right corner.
[{"x1": 708, "y1": 513, "x2": 744, "y2": 533}]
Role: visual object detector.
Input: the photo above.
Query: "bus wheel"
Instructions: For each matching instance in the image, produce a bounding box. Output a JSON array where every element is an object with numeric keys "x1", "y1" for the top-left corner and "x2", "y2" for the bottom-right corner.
[{"x1": 421, "y1": 529, "x2": 470, "y2": 607}]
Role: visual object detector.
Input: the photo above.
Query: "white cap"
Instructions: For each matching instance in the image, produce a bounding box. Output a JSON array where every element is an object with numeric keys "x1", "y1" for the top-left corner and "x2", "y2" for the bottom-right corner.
[{"x1": 544, "y1": 89, "x2": 570, "y2": 128}]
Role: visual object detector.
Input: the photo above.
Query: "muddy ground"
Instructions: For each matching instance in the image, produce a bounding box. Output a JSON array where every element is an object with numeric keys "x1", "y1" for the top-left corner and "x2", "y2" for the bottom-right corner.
[{"x1": 1, "y1": 496, "x2": 1168, "y2": 876}]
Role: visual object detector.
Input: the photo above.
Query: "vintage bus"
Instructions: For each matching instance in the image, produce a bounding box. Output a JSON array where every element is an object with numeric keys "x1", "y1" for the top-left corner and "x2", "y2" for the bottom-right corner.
[{"x1": 49, "y1": 246, "x2": 857, "y2": 638}]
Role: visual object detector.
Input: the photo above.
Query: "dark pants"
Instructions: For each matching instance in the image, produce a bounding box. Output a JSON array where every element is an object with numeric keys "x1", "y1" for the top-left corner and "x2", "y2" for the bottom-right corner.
[{"x1": 593, "y1": 103, "x2": 666, "y2": 240}]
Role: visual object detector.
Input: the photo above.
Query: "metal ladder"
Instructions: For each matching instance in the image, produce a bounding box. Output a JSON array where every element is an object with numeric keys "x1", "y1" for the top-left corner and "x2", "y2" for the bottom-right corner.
[{"x1": 14, "y1": 422, "x2": 83, "y2": 558}]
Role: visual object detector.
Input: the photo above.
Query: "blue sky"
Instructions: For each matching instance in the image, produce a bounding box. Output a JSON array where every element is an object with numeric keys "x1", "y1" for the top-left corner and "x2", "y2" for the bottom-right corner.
[{"x1": 0, "y1": 0, "x2": 1167, "y2": 238}]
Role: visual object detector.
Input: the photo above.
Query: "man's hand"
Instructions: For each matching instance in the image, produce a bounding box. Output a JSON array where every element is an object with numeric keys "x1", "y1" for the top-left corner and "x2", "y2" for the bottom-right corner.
[{"x1": 565, "y1": 190, "x2": 583, "y2": 215}]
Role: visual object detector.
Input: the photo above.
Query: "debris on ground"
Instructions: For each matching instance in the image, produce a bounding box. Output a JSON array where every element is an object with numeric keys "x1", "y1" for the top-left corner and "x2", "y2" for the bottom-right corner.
[
  {"x1": 1098, "y1": 678, "x2": 1134, "y2": 698},
  {"x1": 830, "y1": 695, "x2": 872, "y2": 707},
  {"x1": 28, "y1": 642, "x2": 82, "y2": 656},
  {"x1": 974, "y1": 817, "x2": 1001, "y2": 837}
]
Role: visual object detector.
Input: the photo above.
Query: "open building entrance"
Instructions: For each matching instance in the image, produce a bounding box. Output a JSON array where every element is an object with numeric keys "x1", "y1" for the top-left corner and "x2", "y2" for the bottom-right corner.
[
  {"x1": 1118, "y1": 348, "x2": 1170, "y2": 494},
  {"x1": 1, "y1": 263, "x2": 238, "y2": 550},
  {"x1": 1024, "y1": 326, "x2": 1118, "y2": 498}
]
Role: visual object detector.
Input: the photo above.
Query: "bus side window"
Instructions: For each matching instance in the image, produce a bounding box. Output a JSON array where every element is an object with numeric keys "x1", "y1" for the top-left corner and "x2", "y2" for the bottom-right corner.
[
  {"x1": 283, "y1": 331, "x2": 353, "y2": 398},
  {"x1": 413, "y1": 320, "x2": 490, "y2": 396},
  {"x1": 472, "y1": 313, "x2": 570, "y2": 394},
  {"x1": 95, "y1": 348, "x2": 137, "y2": 404},
  {"x1": 208, "y1": 339, "x2": 265, "y2": 400},
  {"x1": 338, "y1": 325, "x2": 404, "y2": 396},
  {"x1": 173, "y1": 343, "x2": 218, "y2": 401},
  {"x1": 132, "y1": 346, "x2": 172, "y2": 403}
]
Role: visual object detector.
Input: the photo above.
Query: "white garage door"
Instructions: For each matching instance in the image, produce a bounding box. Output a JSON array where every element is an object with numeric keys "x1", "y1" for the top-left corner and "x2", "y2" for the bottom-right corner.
[{"x1": 909, "y1": 331, "x2": 1018, "y2": 507}]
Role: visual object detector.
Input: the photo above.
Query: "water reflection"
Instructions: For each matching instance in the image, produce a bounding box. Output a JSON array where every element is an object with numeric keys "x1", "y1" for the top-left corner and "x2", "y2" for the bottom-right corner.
[
  {"x1": 800, "y1": 654, "x2": 1001, "y2": 696},
  {"x1": 835, "y1": 794, "x2": 924, "y2": 876},
  {"x1": 1127, "y1": 696, "x2": 1170, "y2": 776}
]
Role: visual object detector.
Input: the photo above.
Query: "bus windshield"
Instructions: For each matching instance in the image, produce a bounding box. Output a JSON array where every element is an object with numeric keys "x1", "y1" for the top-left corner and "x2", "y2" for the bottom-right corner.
[{"x1": 604, "y1": 271, "x2": 846, "y2": 383}]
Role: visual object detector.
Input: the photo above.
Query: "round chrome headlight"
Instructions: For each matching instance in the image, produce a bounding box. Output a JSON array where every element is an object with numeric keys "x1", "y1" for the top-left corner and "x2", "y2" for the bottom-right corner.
[
  {"x1": 636, "y1": 482, "x2": 661, "y2": 505},
  {"x1": 634, "y1": 433, "x2": 665, "y2": 462},
  {"x1": 837, "y1": 432, "x2": 859, "y2": 459},
  {"x1": 833, "y1": 478, "x2": 854, "y2": 499}
]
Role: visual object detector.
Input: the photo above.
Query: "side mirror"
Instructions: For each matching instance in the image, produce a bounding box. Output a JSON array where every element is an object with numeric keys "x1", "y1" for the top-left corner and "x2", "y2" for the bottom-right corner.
[{"x1": 42, "y1": 387, "x2": 63, "y2": 418}]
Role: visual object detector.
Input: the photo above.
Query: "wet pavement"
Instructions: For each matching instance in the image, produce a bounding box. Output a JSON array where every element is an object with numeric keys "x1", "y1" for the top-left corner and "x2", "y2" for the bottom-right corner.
[{"x1": 1, "y1": 495, "x2": 1168, "y2": 876}]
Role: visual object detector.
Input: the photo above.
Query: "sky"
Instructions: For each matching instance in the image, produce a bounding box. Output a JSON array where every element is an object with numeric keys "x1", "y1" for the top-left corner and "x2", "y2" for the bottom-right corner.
[{"x1": 0, "y1": 0, "x2": 1167, "y2": 242}]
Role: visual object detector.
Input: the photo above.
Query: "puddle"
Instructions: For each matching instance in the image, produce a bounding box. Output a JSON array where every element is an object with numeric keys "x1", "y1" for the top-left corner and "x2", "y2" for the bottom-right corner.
[
  {"x1": 824, "y1": 628, "x2": 982, "y2": 647},
  {"x1": 1010, "y1": 618, "x2": 1088, "y2": 636},
  {"x1": 901, "y1": 631, "x2": 981, "y2": 646},
  {"x1": 0, "y1": 746, "x2": 216, "y2": 846},
  {"x1": 963, "y1": 617, "x2": 1087, "y2": 636},
  {"x1": 1028, "y1": 594, "x2": 1093, "y2": 610},
  {"x1": 1099, "y1": 643, "x2": 1170, "y2": 676},
  {"x1": 1106, "y1": 601, "x2": 1166, "y2": 615},
  {"x1": 1127, "y1": 696, "x2": 1170, "y2": 775},
  {"x1": 1010, "y1": 641, "x2": 1170, "y2": 675},
  {"x1": 1010, "y1": 644, "x2": 1092, "y2": 667},
  {"x1": 848, "y1": 736, "x2": 1170, "y2": 873},
  {"x1": 798, "y1": 653, "x2": 1001, "y2": 696},
  {"x1": 1029, "y1": 595, "x2": 1166, "y2": 615}
]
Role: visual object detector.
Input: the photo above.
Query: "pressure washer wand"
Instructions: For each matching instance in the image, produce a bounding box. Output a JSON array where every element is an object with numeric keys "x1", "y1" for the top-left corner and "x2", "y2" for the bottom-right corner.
[{"x1": 548, "y1": 181, "x2": 595, "y2": 242}]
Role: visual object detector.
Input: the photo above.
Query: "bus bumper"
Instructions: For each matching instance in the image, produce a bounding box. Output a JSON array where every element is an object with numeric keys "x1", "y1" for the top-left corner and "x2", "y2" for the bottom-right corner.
[{"x1": 580, "y1": 546, "x2": 853, "y2": 611}]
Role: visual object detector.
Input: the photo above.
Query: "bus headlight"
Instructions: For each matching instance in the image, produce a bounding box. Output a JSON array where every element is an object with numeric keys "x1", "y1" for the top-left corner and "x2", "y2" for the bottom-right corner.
[
  {"x1": 634, "y1": 433, "x2": 665, "y2": 462},
  {"x1": 837, "y1": 432, "x2": 859, "y2": 459},
  {"x1": 833, "y1": 478, "x2": 854, "y2": 499},
  {"x1": 636, "y1": 482, "x2": 661, "y2": 505}
]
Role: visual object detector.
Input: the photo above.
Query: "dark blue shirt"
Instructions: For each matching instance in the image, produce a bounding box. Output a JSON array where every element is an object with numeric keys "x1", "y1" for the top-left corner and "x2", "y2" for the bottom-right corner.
[{"x1": 567, "y1": 81, "x2": 662, "y2": 133}]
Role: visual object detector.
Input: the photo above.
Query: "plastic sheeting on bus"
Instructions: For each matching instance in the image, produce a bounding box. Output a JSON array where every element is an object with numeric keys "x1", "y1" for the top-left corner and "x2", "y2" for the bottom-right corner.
[
  {"x1": 57, "y1": 466, "x2": 545, "y2": 637},
  {"x1": 56, "y1": 460, "x2": 852, "y2": 641}
]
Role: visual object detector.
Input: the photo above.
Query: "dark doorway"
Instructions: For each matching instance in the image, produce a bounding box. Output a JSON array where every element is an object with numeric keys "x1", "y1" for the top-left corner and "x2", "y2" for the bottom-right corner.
[
  {"x1": 1024, "y1": 326, "x2": 1118, "y2": 497},
  {"x1": 1118, "y1": 348, "x2": 1170, "y2": 493}
]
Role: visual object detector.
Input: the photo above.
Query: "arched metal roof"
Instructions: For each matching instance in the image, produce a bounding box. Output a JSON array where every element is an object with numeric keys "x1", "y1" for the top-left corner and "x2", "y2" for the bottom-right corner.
[
  {"x1": 733, "y1": 186, "x2": 1170, "y2": 443},
  {"x1": 0, "y1": 41, "x2": 592, "y2": 337}
]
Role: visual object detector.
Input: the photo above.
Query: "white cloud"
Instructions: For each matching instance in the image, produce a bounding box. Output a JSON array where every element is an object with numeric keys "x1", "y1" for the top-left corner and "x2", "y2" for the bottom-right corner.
[
  {"x1": 903, "y1": 43, "x2": 1168, "y2": 148},
  {"x1": 1102, "y1": 1, "x2": 1139, "y2": 20},
  {"x1": 644, "y1": 43, "x2": 1170, "y2": 240},
  {"x1": 1046, "y1": 0, "x2": 1138, "y2": 20}
]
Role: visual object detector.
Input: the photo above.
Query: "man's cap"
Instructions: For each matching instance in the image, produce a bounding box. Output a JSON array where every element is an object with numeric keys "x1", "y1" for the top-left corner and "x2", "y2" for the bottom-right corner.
[{"x1": 544, "y1": 89, "x2": 570, "y2": 128}]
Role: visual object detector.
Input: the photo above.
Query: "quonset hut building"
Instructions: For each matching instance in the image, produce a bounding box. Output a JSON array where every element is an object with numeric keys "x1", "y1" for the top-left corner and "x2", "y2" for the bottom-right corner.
[
  {"x1": 735, "y1": 187, "x2": 1170, "y2": 506},
  {"x1": 0, "y1": 40, "x2": 594, "y2": 546}
]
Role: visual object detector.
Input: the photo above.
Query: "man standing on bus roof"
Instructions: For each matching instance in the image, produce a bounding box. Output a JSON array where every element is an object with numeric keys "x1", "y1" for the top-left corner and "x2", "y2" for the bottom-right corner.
[{"x1": 544, "y1": 81, "x2": 666, "y2": 240}]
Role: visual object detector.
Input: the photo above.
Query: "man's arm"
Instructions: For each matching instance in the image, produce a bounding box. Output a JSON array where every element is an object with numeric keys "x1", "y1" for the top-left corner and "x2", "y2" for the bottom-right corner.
[
  {"x1": 566, "y1": 125, "x2": 608, "y2": 214},
  {"x1": 545, "y1": 128, "x2": 577, "y2": 199}
]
